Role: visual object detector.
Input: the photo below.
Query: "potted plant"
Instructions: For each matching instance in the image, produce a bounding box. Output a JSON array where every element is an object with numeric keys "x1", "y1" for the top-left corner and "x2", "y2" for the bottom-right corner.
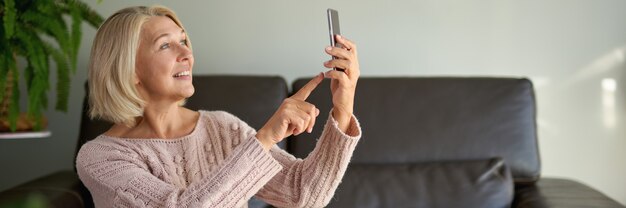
[{"x1": 0, "y1": 0, "x2": 103, "y2": 132}]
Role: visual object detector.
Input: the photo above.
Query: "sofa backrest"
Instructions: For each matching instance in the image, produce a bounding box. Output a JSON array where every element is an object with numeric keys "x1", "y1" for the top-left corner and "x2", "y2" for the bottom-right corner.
[{"x1": 289, "y1": 77, "x2": 540, "y2": 184}]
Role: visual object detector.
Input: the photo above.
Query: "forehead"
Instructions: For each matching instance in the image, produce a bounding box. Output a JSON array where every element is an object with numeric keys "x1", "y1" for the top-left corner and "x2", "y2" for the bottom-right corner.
[{"x1": 141, "y1": 16, "x2": 182, "y2": 39}]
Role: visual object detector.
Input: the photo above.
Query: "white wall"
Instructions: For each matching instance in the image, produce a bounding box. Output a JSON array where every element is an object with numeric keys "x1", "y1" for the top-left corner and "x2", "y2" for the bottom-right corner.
[{"x1": 1, "y1": 0, "x2": 624, "y2": 205}]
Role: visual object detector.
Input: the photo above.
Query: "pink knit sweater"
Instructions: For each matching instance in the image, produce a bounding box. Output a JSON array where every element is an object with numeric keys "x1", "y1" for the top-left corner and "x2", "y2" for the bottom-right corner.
[{"x1": 76, "y1": 110, "x2": 361, "y2": 208}]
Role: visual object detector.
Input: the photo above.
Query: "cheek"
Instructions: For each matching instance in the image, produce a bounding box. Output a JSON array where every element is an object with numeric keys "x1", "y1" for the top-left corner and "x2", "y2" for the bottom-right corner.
[
  {"x1": 135, "y1": 52, "x2": 153, "y2": 79},
  {"x1": 135, "y1": 63, "x2": 156, "y2": 82},
  {"x1": 139, "y1": 57, "x2": 172, "y2": 78}
]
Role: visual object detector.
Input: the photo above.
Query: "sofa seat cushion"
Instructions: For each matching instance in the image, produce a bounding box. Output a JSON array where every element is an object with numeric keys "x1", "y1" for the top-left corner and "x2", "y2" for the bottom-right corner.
[{"x1": 327, "y1": 158, "x2": 514, "y2": 208}]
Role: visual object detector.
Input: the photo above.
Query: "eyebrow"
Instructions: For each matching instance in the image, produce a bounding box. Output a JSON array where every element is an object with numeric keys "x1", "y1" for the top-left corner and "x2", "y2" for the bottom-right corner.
[{"x1": 153, "y1": 29, "x2": 186, "y2": 44}]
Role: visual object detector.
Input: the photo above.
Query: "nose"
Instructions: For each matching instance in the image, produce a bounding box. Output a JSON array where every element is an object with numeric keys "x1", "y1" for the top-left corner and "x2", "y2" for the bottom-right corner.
[{"x1": 176, "y1": 44, "x2": 193, "y2": 62}]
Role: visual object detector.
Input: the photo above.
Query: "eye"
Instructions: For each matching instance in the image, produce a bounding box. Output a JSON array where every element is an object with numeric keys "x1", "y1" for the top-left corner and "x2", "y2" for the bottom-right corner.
[
  {"x1": 180, "y1": 39, "x2": 188, "y2": 46},
  {"x1": 159, "y1": 43, "x2": 170, "y2": 50}
]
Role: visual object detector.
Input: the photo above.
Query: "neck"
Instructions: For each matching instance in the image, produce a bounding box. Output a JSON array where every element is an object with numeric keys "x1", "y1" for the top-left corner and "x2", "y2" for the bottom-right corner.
[{"x1": 136, "y1": 102, "x2": 186, "y2": 139}]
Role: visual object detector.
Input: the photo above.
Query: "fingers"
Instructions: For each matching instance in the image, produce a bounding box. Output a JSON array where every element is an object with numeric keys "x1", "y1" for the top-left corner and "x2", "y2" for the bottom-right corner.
[
  {"x1": 323, "y1": 70, "x2": 350, "y2": 84},
  {"x1": 291, "y1": 73, "x2": 323, "y2": 101},
  {"x1": 294, "y1": 99, "x2": 318, "y2": 134},
  {"x1": 324, "y1": 59, "x2": 352, "y2": 72},
  {"x1": 265, "y1": 73, "x2": 324, "y2": 139},
  {"x1": 336, "y1": 35, "x2": 357, "y2": 53},
  {"x1": 260, "y1": 92, "x2": 321, "y2": 143},
  {"x1": 325, "y1": 45, "x2": 353, "y2": 60},
  {"x1": 324, "y1": 35, "x2": 359, "y2": 76},
  {"x1": 283, "y1": 98, "x2": 320, "y2": 136},
  {"x1": 284, "y1": 125, "x2": 297, "y2": 138},
  {"x1": 289, "y1": 106, "x2": 318, "y2": 136},
  {"x1": 306, "y1": 106, "x2": 319, "y2": 133},
  {"x1": 326, "y1": 35, "x2": 357, "y2": 58},
  {"x1": 288, "y1": 109, "x2": 309, "y2": 136}
]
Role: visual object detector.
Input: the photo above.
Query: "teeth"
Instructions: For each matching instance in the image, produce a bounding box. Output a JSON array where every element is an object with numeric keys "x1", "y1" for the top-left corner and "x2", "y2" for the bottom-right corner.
[{"x1": 173, "y1": 71, "x2": 190, "y2": 77}]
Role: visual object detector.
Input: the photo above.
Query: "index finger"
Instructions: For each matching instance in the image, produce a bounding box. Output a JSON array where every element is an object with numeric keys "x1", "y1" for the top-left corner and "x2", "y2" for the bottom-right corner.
[{"x1": 291, "y1": 73, "x2": 324, "y2": 100}]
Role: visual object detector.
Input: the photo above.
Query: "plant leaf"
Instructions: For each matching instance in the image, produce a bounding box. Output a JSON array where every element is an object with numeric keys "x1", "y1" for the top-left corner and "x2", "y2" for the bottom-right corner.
[
  {"x1": 72, "y1": 0, "x2": 104, "y2": 28},
  {"x1": 15, "y1": 26, "x2": 49, "y2": 129},
  {"x1": 21, "y1": 9, "x2": 72, "y2": 67},
  {"x1": 2, "y1": 0, "x2": 17, "y2": 39},
  {"x1": 28, "y1": 76, "x2": 46, "y2": 130},
  {"x1": 42, "y1": 42, "x2": 70, "y2": 112},
  {"x1": 20, "y1": 26, "x2": 49, "y2": 79},
  {"x1": 70, "y1": 3, "x2": 82, "y2": 72}
]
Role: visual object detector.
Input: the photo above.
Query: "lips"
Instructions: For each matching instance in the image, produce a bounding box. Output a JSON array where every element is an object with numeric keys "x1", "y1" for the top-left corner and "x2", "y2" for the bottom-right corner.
[{"x1": 173, "y1": 70, "x2": 191, "y2": 77}]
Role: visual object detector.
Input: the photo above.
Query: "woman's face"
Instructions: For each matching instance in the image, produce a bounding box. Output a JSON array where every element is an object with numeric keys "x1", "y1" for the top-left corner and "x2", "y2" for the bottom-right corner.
[{"x1": 135, "y1": 16, "x2": 194, "y2": 104}]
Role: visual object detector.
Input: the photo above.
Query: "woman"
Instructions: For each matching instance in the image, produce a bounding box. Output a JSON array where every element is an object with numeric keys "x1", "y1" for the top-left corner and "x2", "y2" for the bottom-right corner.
[{"x1": 76, "y1": 5, "x2": 361, "y2": 208}]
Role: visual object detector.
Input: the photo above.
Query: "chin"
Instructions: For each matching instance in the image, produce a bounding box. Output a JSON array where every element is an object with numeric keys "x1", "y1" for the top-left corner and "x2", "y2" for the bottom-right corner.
[{"x1": 183, "y1": 86, "x2": 195, "y2": 98}]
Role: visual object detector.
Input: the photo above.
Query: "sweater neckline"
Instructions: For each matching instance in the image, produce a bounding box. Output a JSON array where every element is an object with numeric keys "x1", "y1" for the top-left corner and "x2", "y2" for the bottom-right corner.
[{"x1": 99, "y1": 111, "x2": 205, "y2": 142}]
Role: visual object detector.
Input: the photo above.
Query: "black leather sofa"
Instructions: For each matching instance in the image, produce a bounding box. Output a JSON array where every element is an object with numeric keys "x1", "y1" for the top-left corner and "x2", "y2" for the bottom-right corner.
[{"x1": 0, "y1": 75, "x2": 623, "y2": 208}]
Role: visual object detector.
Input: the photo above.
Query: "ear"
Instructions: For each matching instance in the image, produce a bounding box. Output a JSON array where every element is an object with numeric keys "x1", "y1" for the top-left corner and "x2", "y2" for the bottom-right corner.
[{"x1": 134, "y1": 73, "x2": 141, "y2": 85}]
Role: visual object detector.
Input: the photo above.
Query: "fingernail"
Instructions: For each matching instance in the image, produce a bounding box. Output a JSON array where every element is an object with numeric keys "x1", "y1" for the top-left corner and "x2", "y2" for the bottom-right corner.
[
  {"x1": 337, "y1": 35, "x2": 342, "y2": 39},
  {"x1": 326, "y1": 46, "x2": 332, "y2": 51},
  {"x1": 324, "y1": 70, "x2": 331, "y2": 78}
]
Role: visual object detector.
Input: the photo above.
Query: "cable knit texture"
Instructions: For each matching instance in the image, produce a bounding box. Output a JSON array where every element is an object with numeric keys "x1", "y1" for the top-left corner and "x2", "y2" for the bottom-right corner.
[{"x1": 76, "y1": 110, "x2": 361, "y2": 208}]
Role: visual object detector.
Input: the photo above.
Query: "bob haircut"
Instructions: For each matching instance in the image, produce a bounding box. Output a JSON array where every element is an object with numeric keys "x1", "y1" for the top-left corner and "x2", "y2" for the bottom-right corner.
[{"x1": 88, "y1": 5, "x2": 192, "y2": 126}]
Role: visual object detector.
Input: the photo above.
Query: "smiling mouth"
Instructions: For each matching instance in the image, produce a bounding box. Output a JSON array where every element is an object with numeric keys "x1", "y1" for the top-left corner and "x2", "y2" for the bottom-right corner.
[{"x1": 173, "y1": 71, "x2": 191, "y2": 77}]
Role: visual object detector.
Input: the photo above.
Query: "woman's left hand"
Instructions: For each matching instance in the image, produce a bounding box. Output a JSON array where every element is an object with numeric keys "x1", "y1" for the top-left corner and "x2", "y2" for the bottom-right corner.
[{"x1": 323, "y1": 35, "x2": 360, "y2": 132}]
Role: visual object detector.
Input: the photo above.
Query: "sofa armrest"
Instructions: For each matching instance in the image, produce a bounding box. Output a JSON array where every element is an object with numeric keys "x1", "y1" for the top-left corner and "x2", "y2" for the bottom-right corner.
[
  {"x1": 513, "y1": 178, "x2": 624, "y2": 208},
  {"x1": 0, "y1": 170, "x2": 92, "y2": 208}
]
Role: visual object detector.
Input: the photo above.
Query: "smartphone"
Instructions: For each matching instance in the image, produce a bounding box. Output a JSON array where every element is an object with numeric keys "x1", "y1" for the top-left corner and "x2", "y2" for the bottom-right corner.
[
  {"x1": 327, "y1": 8, "x2": 342, "y2": 48},
  {"x1": 327, "y1": 8, "x2": 344, "y2": 71}
]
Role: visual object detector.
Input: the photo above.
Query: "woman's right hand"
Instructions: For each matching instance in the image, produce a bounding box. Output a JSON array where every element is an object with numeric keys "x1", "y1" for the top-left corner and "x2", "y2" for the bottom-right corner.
[{"x1": 256, "y1": 73, "x2": 324, "y2": 151}]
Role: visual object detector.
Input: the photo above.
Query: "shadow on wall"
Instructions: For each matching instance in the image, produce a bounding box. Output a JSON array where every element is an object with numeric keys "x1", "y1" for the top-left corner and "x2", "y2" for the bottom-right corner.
[{"x1": 536, "y1": 45, "x2": 626, "y2": 134}]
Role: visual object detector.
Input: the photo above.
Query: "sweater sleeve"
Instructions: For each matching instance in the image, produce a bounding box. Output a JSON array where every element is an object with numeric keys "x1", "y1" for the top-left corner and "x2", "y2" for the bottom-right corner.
[
  {"x1": 255, "y1": 110, "x2": 362, "y2": 207},
  {"x1": 76, "y1": 133, "x2": 282, "y2": 208}
]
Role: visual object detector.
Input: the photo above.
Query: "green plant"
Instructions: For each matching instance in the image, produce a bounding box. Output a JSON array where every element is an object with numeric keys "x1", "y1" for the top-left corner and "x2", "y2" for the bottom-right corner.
[
  {"x1": 0, "y1": 192, "x2": 50, "y2": 208},
  {"x1": 0, "y1": 0, "x2": 103, "y2": 131}
]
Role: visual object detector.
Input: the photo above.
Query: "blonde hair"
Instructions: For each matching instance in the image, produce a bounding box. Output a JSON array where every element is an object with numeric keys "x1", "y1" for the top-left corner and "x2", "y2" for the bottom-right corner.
[{"x1": 88, "y1": 5, "x2": 192, "y2": 126}]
